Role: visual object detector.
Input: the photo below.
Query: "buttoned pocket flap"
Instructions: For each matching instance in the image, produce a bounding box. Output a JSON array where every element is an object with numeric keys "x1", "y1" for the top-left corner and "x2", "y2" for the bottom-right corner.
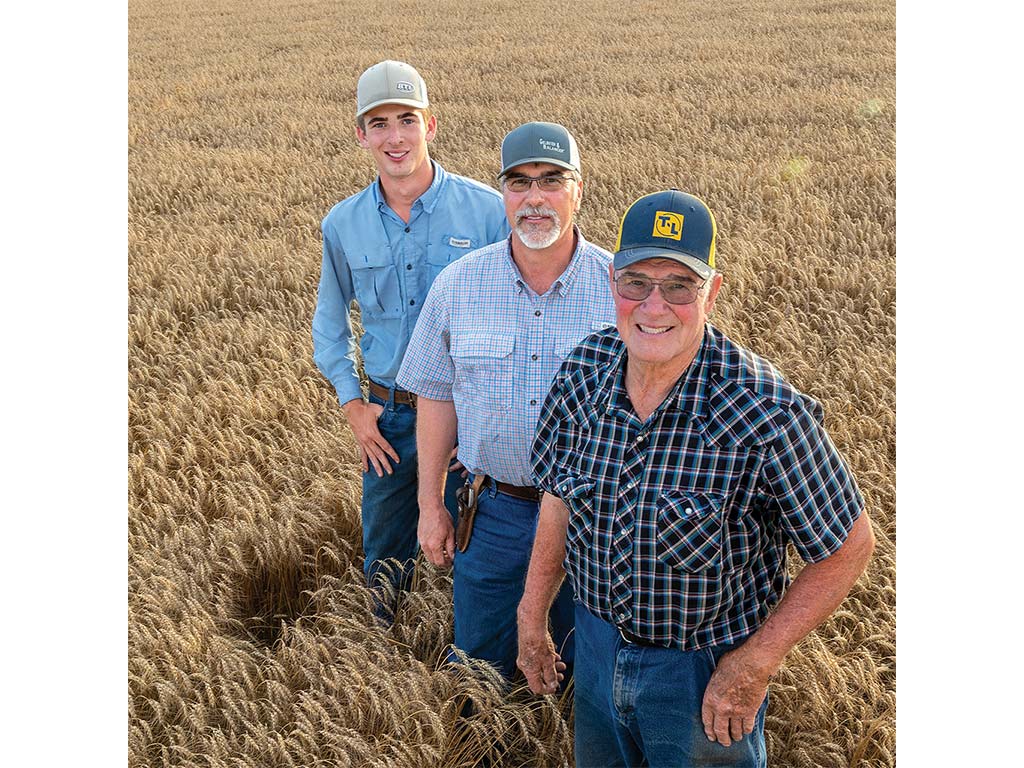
[
  {"x1": 451, "y1": 332, "x2": 514, "y2": 360},
  {"x1": 655, "y1": 490, "x2": 725, "y2": 573},
  {"x1": 349, "y1": 246, "x2": 392, "y2": 269}
]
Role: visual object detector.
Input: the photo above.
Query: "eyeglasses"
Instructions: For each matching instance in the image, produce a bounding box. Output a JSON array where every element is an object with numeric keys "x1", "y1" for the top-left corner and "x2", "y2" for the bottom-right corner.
[
  {"x1": 614, "y1": 273, "x2": 706, "y2": 305},
  {"x1": 502, "y1": 173, "x2": 576, "y2": 193}
]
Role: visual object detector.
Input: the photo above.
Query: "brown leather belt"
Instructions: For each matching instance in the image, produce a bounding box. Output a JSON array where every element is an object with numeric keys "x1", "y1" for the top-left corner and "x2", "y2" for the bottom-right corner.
[
  {"x1": 368, "y1": 380, "x2": 417, "y2": 408},
  {"x1": 487, "y1": 476, "x2": 541, "y2": 503}
]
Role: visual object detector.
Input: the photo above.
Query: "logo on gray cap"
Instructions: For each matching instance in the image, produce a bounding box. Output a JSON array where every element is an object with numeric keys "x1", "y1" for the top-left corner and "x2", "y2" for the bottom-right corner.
[{"x1": 499, "y1": 122, "x2": 580, "y2": 178}]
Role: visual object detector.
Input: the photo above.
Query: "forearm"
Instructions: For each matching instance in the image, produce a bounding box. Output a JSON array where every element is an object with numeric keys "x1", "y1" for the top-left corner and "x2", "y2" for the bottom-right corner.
[
  {"x1": 415, "y1": 397, "x2": 458, "y2": 508},
  {"x1": 312, "y1": 245, "x2": 362, "y2": 405},
  {"x1": 740, "y1": 511, "x2": 875, "y2": 675},
  {"x1": 517, "y1": 494, "x2": 570, "y2": 632}
]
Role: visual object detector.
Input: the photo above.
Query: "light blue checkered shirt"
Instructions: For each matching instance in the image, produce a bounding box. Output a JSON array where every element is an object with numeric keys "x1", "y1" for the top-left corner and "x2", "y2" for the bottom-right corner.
[{"x1": 397, "y1": 230, "x2": 615, "y2": 486}]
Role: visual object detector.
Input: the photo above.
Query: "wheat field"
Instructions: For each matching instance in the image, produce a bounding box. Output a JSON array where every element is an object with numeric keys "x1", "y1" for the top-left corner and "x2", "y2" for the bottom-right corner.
[{"x1": 128, "y1": 0, "x2": 895, "y2": 765}]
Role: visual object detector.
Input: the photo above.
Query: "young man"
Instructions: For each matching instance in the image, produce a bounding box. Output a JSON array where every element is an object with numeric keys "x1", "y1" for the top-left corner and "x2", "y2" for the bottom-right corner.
[
  {"x1": 312, "y1": 60, "x2": 509, "y2": 621},
  {"x1": 517, "y1": 189, "x2": 874, "y2": 766},
  {"x1": 396, "y1": 122, "x2": 616, "y2": 681}
]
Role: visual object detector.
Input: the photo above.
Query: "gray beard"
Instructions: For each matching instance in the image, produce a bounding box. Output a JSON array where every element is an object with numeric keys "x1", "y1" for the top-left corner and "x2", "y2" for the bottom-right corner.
[{"x1": 515, "y1": 207, "x2": 562, "y2": 250}]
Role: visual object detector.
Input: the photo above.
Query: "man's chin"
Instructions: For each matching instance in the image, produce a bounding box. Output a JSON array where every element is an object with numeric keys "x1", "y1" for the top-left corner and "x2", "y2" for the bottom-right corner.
[{"x1": 516, "y1": 226, "x2": 560, "y2": 250}]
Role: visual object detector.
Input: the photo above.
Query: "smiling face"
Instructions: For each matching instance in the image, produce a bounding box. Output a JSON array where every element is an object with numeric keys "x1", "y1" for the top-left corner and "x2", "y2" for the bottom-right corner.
[
  {"x1": 355, "y1": 104, "x2": 436, "y2": 182},
  {"x1": 612, "y1": 257, "x2": 723, "y2": 376},
  {"x1": 502, "y1": 162, "x2": 582, "y2": 251}
]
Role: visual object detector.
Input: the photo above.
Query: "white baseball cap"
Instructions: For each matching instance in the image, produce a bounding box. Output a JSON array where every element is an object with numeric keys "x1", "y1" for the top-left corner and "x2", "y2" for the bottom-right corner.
[{"x1": 356, "y1": 60, "x2": 429, "y2": 118}]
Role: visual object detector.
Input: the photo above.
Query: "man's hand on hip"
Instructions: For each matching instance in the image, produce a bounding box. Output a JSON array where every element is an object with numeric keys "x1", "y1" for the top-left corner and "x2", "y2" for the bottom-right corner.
[
  {"x1": 700, "y1": 645, "x2": 771, "y2": 747},
  {"x1": 342, "y1": 398, "x2": 400, "y2": 477},
  {"x1": 418, "y1": 501, "x2": 455, "y2": 569}
]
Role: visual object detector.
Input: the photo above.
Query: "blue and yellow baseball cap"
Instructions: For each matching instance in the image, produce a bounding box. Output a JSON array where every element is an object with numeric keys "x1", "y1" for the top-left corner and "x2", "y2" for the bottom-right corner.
[{"x1": 613, "y1": 189, "x2": 717, "y2": 278}]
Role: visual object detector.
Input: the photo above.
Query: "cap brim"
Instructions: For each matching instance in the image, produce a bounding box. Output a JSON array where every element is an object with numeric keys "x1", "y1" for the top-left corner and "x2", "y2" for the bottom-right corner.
[
  {"x1": 498, "y1": 157, "x2": 579, "y2": 179},
  {"x1": 613, "y1": 247, "x2": 713, "y2": 279},
  {"x1": 356, "y1": 97, "x2": 429, "y2": 118}
]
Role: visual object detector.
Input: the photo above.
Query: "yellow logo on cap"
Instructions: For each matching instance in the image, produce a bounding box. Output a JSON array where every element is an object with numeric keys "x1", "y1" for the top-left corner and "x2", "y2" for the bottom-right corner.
[{"x1": 653, "y1": 211, "x2": 683, "y2": 240}]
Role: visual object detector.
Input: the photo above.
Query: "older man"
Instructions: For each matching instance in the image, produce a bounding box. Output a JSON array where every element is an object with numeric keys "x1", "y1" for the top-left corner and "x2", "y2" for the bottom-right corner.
[
  {"x1": 312, "y1": 61, "x2": 508, "y2": 622},
  {"x1": 396, "y1": 122, "x2": 615, "y2": 681},
  {"x1": 517, "y1": 189, "x2": 874, "y2": 766}
]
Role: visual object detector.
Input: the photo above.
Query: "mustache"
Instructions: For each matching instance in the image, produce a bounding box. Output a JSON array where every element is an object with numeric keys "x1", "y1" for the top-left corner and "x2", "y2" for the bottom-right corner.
[{"x1": 515, "y1": 205, "x2": 559, "y2": 224}]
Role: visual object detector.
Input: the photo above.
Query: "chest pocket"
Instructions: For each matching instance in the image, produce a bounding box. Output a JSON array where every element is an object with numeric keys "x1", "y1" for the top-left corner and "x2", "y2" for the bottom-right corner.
[
  {"x1": 451, "y1": 332, "x2": 514, "y2": 411},
  {"x1": 426, "y1": 234, "x2": 478, "y2": 281},
  {"x1": 349, "y1": 246, "x2": 402, "y2": 319},
  {"x1": 655, "y1": 490, "x2": 726, "y2": 573}
]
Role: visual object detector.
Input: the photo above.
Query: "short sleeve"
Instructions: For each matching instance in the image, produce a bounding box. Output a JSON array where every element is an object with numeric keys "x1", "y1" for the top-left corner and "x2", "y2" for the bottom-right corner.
[
  {"x1": 531, "y1": 365, "x2": 573, "y2": 494},
  {"x1": 395, "y1": 275, "x2": 455, "y2": 400},
  {"x1": 762, "y1": 400, "x2": 865, "y2": 563}
]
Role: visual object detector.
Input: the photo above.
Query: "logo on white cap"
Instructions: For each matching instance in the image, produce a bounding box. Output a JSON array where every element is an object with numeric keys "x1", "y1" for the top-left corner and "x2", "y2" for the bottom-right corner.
[
  {"x1": 539, "y1": 138, "x2": 565, "y2": 154},
  {"x1": 396, "y1": 81, "x2": 415, "y2": 92}
]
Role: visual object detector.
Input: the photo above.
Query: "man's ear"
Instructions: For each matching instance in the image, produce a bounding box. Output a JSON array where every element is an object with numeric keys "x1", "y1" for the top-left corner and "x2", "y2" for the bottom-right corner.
[{"x1": 704, "y1": 272, "x2": 724, "y2": 314}]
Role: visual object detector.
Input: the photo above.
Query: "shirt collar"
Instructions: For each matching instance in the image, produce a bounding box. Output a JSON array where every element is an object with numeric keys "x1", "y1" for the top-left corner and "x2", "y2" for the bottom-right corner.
[
  {"x1": 552, "y1": 226, "x2": 589, "y2": 297},
  {"x1": 598, "y1": 323, "x2": 717, "y2": 424},
  {"x1": 669, "y1": 325, "x2": 716, "y2": 421},
  {"x1": 372, "y1": 160, "x2": 445, "y2": 214},
  {"x1": 417, "y1": 160, "x2": 445, "y2": 213},
  {"x1": 500, "y1": 236, "x2": 528, "y2": 294},
  {"x1": 503, "y1": 225, "x2": 590, "y2": 296}
]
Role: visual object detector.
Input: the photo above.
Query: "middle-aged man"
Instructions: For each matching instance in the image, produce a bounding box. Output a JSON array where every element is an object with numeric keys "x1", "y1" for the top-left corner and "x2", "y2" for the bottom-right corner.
[
  {"x1": 517, "y1": 189, "x2": 875, "y2": 766},
  {"x1": 312, "y1": 60, "x2": 509, "y2": 621},
  {"x1": 396, "y1": 122, "x2": 616, "y2": 682}
]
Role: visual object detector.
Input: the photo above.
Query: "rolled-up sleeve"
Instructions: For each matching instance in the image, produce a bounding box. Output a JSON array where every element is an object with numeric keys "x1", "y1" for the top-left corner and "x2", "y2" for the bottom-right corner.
[
  {"x1": 312, "y1": 220, "x2": 362, "y2": 406},
  {"x1": 762, "y1": 400, "x2": 865, "y2": 563},
  {"x1": 396, "y1": 276, "x2": 455, "y2": 401}
]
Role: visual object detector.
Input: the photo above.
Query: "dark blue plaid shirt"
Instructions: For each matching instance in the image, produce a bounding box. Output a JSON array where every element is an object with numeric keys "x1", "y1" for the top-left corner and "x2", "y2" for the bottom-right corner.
[{"x1": 531, "y1": 324, "x2": 864, "y2": 650}]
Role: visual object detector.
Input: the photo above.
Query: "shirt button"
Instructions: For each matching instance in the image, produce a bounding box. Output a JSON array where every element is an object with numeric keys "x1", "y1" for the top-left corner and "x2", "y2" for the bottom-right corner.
[
  {"x1": 530, "y1": 399, "x2": 537, "y2": 405},
  {"x1": 409, "y1": 299, "x2": 416, "y2": 306},
  {"x1": 406, "y1": 264, "x2": 412, "y2": 270},
  {"x1": 404, "y1": 227, "x2": 410, "y2": 233},
  {"x1": 531, "y1": 354, "x2": 538, "y2": 361},
  {"x1": 534, "y1": 310, "x2": 542, "y2": 317}
]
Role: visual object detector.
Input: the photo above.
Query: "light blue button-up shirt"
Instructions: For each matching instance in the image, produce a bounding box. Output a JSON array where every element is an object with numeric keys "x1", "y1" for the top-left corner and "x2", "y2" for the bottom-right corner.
[
  {"x1": 396, "y1": 231, "x2": 616, "y2": 486},
  {"x1": 312, "y1": 162, "x2": 509, "y2": 405}
]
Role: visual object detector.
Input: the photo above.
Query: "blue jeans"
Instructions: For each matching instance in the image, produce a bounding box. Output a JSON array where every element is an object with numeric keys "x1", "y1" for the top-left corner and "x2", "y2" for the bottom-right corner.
[
  {"x1": 362, "y1": 389, "x2": 460, "y2": 613},
  {"x1": 573, "y1": 604, "x2": 767, "y2": 768},
  {"x1": 451, "y1": 480, "x2": 576, "y2": 683}
]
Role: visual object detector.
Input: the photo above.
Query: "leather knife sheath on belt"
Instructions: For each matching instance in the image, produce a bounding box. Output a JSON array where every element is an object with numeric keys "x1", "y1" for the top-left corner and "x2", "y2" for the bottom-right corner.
[{"x1": 455, "y1": 474, "x2": 486, "y2": 552}]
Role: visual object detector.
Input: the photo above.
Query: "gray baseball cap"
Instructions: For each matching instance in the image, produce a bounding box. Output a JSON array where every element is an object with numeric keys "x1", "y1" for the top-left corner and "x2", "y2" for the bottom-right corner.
[
  {"x1": 498, "y1": 122, "x2": 580, "y2": 178},
  {"x1": 356, "y1": 60, "x2": 429, "y2": 119}
]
